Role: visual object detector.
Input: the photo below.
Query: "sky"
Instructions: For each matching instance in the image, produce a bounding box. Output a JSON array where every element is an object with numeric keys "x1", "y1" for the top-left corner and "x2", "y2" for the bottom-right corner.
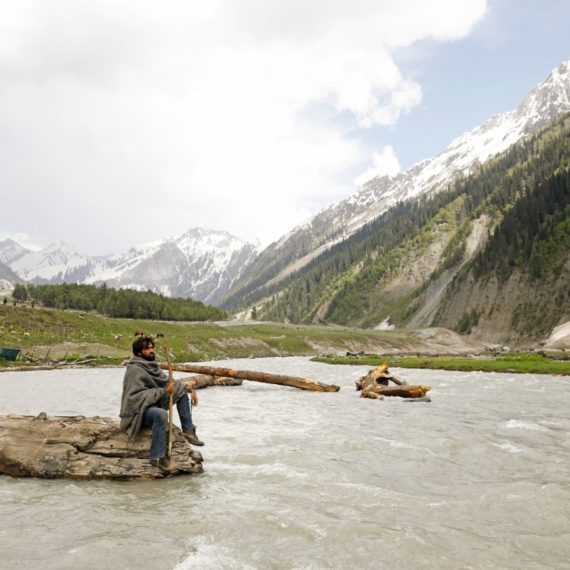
[{"x1": 0, "y1": 0, "x2": 568, "y2": 255}]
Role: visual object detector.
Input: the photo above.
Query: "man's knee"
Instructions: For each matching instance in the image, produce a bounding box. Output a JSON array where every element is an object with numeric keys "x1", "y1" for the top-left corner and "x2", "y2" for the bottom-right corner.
[
  {"x1": 176, "y1": 391, "x2": 189, "y2": 403},
  {"x1": 148, "y1": 407, "x2": 168, "y2": 425},
  {"x1": 156, "y1": 408, "x2": 168, "y2": 424}
]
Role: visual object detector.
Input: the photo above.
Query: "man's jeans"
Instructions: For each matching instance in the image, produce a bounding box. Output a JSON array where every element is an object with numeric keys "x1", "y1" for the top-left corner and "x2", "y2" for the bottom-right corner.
[{"x1": 142, "y1": 393, "x2": 195, "y2": 459}]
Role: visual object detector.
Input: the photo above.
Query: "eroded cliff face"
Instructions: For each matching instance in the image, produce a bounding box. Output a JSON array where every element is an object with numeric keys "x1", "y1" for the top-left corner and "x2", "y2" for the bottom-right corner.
[
  {"x1": 397, "y1": 209, "x2": 570, "y2": 345},
  {"x1": 315, "y1": 206, "x2": 569, "y2": 346},
  {"x1": 431, "y1": 264, "x2": 570, "y2": 346},
  {"x1": 319, "y1": 211, "x2": 495, "y2": 332},
  {"x1": 414, "y1": 210, "x2": 570, "y2": 346},
  {"x1": 404, "y1": 215, "x2": 494, "y2": 329}
]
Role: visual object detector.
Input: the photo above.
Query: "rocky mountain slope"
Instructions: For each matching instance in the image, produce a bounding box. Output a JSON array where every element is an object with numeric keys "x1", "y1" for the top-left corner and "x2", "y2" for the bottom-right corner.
[
  {"x1": 234, "y1": 111, "x2": 570, "y2": 346},
  {"x1": 222, "y1": 60, "x2": 570, "y2": 310},
  {"x1": 0, "y1": 229, "x2": 258, "y2": 305}
]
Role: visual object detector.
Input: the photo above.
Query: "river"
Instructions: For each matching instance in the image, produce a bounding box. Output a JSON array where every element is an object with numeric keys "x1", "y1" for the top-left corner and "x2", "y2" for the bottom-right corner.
[{"x1": 1, "y1": 357, "x2": 569, "y2": 569}]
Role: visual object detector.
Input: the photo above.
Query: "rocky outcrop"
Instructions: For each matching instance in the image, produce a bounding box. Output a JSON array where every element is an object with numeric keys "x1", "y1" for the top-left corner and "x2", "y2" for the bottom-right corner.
[{"x1": 0, "y1": 414, "x2": 203, "y2": 480}]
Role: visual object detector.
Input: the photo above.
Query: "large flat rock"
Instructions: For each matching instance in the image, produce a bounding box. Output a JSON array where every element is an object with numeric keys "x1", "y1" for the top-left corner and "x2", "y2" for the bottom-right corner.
[{"x1": 0, "y1": 414, "x2": 203, "y2": 480}]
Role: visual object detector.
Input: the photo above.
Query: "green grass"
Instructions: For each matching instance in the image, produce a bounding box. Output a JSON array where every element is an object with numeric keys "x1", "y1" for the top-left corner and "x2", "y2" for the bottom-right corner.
[
  {"x1": 3, "y1": 305, "x2": 567, "y2": 374},
  {"x1": 0, "y1": 305, "x2": 447, "y2": 367},
  {"x1": 313, "y1": 353, "x2": 570, "y2": 375}
]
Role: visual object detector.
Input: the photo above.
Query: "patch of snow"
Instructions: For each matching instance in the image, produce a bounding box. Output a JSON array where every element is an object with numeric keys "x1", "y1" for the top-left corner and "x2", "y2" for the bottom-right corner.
[
  {"x1": 0, "y1": 279, "x2": 15, "y2": 293},
  {"x1": 374, "y1": 317, "x2": 395, "y2": 330},
  {"x1": 546, "y1": 320, "x2": 570, "y2": 346}
]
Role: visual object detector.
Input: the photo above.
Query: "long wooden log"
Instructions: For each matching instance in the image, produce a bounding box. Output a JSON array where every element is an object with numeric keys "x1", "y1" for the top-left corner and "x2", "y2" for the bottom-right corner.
[
  {"x1": 160, "y1": 363, "x2": 340, "y2": 392},
  {"x1": 184, "y1": 374, "x2": 243, "y2": 390},
  {"x1": 364, "y1": 385, "x2": 431, "y2": 399}
]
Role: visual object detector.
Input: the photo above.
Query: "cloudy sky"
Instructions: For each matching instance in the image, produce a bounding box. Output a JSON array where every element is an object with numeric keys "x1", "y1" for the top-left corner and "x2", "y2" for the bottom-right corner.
[{"x1": 0, "y1": 0, "x2": 568, "y2": 255}]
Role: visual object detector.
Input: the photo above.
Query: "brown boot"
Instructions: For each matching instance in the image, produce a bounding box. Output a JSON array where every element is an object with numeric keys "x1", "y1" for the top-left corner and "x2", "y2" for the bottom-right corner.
[
  {"x1": 183, "y1": 428, "x2": 204, "y2": 446},
  {"x1": 150, "y1": 458, "x2": 179, "y2": 473}
]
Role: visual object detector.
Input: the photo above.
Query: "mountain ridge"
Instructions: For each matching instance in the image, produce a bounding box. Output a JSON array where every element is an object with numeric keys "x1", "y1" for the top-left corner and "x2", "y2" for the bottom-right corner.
[
  {"x1": 0, "y1": 228, "x2": 258, "y2": 305},
  {"x1": 250, "y1": 112, "x2": 570, "y2": 345},
  {"x1": 222, "y1": 59, "x2": 570, "y2": 310}
]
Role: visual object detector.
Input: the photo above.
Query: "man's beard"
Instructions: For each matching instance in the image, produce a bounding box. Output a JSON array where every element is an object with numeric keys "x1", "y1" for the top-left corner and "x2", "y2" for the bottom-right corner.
[{"x1": 142, "y1": 353, "x2": 156, "y2": 361}]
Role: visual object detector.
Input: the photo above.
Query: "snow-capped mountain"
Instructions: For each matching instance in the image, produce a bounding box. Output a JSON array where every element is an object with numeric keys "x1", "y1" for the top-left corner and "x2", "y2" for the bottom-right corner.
[
  {"x1": 85, "y1": 229, "x2": 259, "y2": 305},
  {"x1": 0, "y1": 230, "x2": 259, "y2": 306},
  {"x1": 0, "y1": 239, "x2": 29, "y2": 266},
  {"x1": 332, "y1": 59, "x2": 570, "y2": 236},
  {"x1": 222, "y1": 59, "x2": 570, "y2": 307},
  {"x1": 5, "y1": 240, "x2": 105, "y2": 284}
]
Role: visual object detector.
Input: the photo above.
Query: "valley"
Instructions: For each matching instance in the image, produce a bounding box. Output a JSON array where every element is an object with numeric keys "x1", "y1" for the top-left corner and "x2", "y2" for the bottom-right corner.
[
  {"x1": 2, "y1": 61, "x2": 570, "y2": 350},
  {"x1": 1, "y1": 305, "x2": 568, "y2": 375}
]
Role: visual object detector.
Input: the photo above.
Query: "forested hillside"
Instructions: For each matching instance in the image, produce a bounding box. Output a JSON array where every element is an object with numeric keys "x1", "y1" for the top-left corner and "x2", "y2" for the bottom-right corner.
[
  {"x1": 11, "y1": 283, "x2": 226, "y2": 322},
  {"x1": 237, "y1": 113, "x2": 570, "y2": 344}
]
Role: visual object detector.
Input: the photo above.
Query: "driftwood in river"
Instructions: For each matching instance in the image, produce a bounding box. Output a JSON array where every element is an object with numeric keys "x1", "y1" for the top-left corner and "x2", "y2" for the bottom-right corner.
[
  {"x1": 184, "y1": 374, "x2": 243, "y2": 390},
  {"x1": 161, "y1": 363, "x2": 340, "y2": 392},
  {"x1": 0, "y1": 414, "x2": 203, "y2": 480},
  {"x1": 356, "y1": 364, "x2": 431, "y2": 400}
]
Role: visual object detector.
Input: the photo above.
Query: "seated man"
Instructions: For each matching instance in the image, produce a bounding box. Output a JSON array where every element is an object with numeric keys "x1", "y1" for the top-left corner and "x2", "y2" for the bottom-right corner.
[{"x1": 119, "y1": 336, "x2": 204, "y2": 470}]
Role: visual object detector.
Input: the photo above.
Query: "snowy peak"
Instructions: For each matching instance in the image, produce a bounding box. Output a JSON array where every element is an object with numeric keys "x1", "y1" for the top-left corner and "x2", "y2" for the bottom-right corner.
[
  {"x1": 174, "y1": 228, "x2": 255, "y2": 275},
  {"x1": 318, "y1": 58, "x2": 570, "y2": 233},
  {"x1": 175, "y1": 228, "x2": 248, "y2": 256},
  {"x1": 94, "y1": 228, "x2": 259, "y2": 304},
  {"x1": 39, "y1": 241, "x2": 84, "y2": 264},
  {"x1": 516, "y1": 60, "x2": 570, "y2": 128},
  {"x1": 3, "y1": 228, "x2": 259, "y2": 306},
  {"x1": 0, "y1": 239, "x2": 29, "y2": 265},
  {"x1": 9, "y1": 241, "x2": 96, "y2": 283}
]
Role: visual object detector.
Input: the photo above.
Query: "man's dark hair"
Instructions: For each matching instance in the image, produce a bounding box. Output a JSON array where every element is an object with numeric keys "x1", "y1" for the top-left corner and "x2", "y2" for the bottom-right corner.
[{"x1": 132, "y1": 335, "x2": 154, "y2": 356}]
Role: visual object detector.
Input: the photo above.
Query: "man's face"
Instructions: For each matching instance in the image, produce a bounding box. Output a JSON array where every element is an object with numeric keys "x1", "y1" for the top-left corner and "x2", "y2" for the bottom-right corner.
[{"x1": 140, "y1": 344, "x2": 156, "y2": 361}]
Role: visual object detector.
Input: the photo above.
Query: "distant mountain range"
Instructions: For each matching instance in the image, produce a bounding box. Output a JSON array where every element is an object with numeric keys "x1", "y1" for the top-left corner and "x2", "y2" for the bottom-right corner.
[
  {"x1": 222, "y1": 60, "x2": 570, "y2": 311},
  {"x1": 0, "y1": 228, "x2": 258, "y2": 305},
  {"x1": 4, "y1": 59, "x2": 570, "y2": 346}
]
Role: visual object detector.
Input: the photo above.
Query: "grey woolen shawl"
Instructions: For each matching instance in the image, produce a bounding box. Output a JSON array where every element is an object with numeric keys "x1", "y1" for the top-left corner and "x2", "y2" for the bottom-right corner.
[{"x1": 119, "y1": 356, "x2": 188, "y2": 439}]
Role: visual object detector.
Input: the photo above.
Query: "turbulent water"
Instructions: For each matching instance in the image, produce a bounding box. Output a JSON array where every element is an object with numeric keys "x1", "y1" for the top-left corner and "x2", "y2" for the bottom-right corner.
[{"x1": 1, "y1": 357, "x2": 569, "y2": 569}]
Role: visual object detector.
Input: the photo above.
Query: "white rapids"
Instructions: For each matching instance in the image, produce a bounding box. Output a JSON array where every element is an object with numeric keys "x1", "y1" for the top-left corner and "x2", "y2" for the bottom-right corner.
[{"x1": 1, "y1": 357, "x2": 569, "y2": 569}]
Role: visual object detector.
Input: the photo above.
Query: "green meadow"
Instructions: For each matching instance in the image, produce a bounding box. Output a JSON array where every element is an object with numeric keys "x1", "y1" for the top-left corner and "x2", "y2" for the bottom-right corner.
[
  {"x1": 1, "y1": 305, "x2": 567, "y2": 375},
  {"x1": 314, "y1": 353, "x2": 570, "y2": 376}
]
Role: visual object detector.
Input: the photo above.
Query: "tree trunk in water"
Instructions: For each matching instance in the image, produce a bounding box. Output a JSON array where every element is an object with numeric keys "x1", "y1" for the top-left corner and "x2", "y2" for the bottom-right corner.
[
  {"x1": 184, "y1": 374, "x2": 243, "y2": 390},
  {"x1": 356, "y1": 364, "x2": 431, "y2": 400},
  {"x1": 363, "y1": 385, "x2": 431, "y2": 399},
  {"x1": 160, "y1": 363, "x2": 340, "y2": 392}
]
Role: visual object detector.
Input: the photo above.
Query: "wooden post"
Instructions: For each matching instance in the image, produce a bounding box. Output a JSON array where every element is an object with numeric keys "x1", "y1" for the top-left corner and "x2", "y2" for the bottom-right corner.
[{"x1": 163, "y1": 341, "x2": 175, "y2": 458}]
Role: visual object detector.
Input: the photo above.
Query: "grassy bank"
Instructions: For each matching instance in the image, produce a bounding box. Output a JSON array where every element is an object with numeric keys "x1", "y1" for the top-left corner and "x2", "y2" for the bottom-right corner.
[
  {"x1": 3, "y1": 305, "x2": 564, "y2": 373},
  {"x1": 0, "y1": 305, "x2": 478, "y2": 367},
  {"x1": 313, "y1": 354, "x2": 570, "y2": 376}
]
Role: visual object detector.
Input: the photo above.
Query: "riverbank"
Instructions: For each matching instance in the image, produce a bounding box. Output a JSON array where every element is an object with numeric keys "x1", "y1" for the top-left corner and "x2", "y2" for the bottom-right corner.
[
  {"x1": 314, "y1": 352, "x2": 570, "y2": 375},
  {"x1": 1, "y1": 305, "x2": 491, "y2": 368}
]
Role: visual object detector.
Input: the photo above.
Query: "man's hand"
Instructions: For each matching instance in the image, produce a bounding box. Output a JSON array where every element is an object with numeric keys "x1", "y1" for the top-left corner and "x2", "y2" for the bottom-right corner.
[
  {"x1": 190, "y1": 389, "x2": 198, "y2": 407},
  {"x1": 165, "y1": 381, "x2": 175, "y2": 395}
]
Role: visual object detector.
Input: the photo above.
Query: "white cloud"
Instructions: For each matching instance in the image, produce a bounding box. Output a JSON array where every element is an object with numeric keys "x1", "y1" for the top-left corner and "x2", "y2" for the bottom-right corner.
[
  {"x1": 0, "y1": 0, "x2": 487, "y2": 254},
  {"x1": 353, "y1": 145, "x2": 402, "y2": 186}
]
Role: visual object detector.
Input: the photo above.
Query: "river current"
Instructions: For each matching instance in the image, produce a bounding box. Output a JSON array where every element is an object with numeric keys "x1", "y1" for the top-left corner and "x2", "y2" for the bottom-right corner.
[{"x1": 1, "y1": 357, "x2": 569, "y2": 569}]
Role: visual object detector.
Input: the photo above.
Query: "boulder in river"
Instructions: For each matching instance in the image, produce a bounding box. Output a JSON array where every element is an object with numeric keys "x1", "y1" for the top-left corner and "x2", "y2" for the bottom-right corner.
[{"x1": 0, "y1": 413, "x2": 203, "y2": 480}]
